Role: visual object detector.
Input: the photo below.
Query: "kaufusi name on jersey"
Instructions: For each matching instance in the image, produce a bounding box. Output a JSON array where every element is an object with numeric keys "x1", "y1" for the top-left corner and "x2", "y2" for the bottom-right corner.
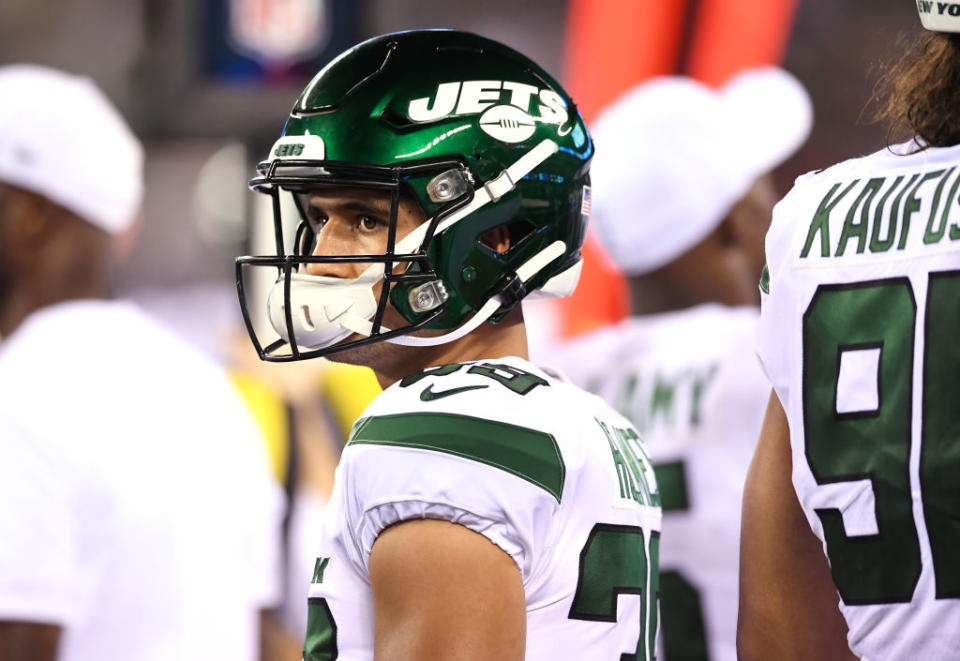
[
  {"x1": 799, "y1": 165, "x2": 960, "y2": 259},
  {"x1": 917, "y1": 1, "x2": 960, "y2": 17},
  {"x1": 407, "y1": 80, "x2": 569, "y2": 124}
]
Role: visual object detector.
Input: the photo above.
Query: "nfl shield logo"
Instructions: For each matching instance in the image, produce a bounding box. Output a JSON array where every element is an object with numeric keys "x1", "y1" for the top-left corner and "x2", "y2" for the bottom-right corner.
[{"x1": 229, "y1": 0, "x2": 329, "y2": 65}]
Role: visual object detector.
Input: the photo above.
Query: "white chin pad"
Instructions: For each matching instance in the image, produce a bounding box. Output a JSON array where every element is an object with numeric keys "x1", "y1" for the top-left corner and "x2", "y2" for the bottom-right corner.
[{"x1": 267, "y1": 270, "x2": 380, "y2": 350}]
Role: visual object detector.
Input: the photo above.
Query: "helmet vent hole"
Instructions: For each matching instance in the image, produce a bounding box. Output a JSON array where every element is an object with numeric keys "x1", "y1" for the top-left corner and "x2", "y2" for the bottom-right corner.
[{"x1": 301, "y1": 305, "x2": 315, "y2": 330}]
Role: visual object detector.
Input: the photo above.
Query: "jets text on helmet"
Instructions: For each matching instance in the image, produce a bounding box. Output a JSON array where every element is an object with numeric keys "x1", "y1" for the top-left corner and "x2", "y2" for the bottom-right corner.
[{"x1": 407, "y1": 80, "x2": 568, "y2": 124}]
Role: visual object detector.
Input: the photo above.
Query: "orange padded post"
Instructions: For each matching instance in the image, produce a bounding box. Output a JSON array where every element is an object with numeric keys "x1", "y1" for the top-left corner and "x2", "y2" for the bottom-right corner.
[{"x1": 557, "y1": 0, "x2": 800, "y2": 338}]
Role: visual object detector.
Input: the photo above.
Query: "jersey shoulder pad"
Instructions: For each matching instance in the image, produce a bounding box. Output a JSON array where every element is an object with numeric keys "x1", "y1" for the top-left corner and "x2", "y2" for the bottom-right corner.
[
  {"x1": 348, "y1": 359, "x2": 566, "y2": 502},
  {"x1": 765, "y1": 143, "x2": 902, "y2": 284},
  {"x1": 766, "y1": 167, "x2": 829, "y2": 270},
  {"x1": 338, "y1": 360, "x2": 568, "y2": 578}
]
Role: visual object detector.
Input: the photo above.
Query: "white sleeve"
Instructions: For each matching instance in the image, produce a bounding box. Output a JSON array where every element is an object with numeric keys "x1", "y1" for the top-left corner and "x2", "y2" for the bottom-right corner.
[
  {"x1": 0, "y1": 417, "x2": 91, "y2": 625},
  {"x1": 757, "y1": 174, "x2": 813, "y2": 398},
  {"x1": 338, "y1": 441, "x2": 559, "y2": 584}
]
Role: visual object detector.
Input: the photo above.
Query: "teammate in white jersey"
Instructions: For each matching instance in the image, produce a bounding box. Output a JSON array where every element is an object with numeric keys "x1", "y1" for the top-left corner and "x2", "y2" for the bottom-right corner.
[
  {"x1": 739, "y1": 6, "x2": 960, "y2": 660},
  {"x1": 547, "y1": 70, "x2": 810, "y2": 661},
  {"x1": 235, "y1": 30, "x2": 661, "y2": 661}
]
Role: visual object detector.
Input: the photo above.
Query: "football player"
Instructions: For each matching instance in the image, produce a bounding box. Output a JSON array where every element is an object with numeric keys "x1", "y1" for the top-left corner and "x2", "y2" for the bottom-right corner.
[
  {"x1": 546, "y1": 69, "x2": 811, "y2": 661},
  {"x1": 236, "y1": 30, "x2": 662, "y2": 660},
  {"x1": 739, "y1": 4, "x2": 960, "y2": 660}
]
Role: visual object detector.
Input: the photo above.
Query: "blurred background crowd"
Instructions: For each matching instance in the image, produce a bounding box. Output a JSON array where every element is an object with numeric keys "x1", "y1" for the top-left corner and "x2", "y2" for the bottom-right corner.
[
  {"x1": 0, "y1": 1, "x2": 924, "y2": 659},
  {"x1": 0, "y1": 0, "x2": 915, "y2": 346}
]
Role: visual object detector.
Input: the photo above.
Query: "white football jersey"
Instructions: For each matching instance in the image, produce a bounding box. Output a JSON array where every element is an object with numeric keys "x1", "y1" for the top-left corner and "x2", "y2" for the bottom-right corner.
[
  {"x1": 758, "y1": 141, "x2": 960, "y2": 661},
  {"x1": 547, "y1": 304, "x2": 769, "y2": 661},
  {"x1": 303, "y1": 356, "x2": 662, "y2": 660}
]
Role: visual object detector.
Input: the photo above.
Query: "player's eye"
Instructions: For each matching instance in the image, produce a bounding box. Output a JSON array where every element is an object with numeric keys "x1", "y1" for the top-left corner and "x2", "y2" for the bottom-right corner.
[
  {"x1": 294, "y1": 193, "x2": 325, "y2": 232},
  {"x1": 306, "y1": 207, "x2": 328, "y2": 231},
  {"x1": 295, "y1": 221, "x2": 316, "y2": 256},
  {"x1": 357, "y1": 215, "x2": 385, "y2": 232}
]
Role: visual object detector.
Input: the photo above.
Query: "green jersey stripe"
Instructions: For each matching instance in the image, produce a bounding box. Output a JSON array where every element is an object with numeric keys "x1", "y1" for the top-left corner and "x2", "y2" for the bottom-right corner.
[{"x1": 349, "y1": 412, "x2": 565, "y2": 502}]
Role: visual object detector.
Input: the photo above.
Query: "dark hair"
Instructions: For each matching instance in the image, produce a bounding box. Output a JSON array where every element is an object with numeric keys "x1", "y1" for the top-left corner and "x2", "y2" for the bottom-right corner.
[{"x1": 875, "y1": 31, "x2": 960, "y2": 148}]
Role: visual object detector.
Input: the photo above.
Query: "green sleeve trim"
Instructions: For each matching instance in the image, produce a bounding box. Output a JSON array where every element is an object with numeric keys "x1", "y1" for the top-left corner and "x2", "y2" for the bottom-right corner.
[
  {"x1": 349, "y1": 412, "x2": 565, "y2": 502},
  {"x1": 759, "y1": 264, "x2": 770, "y2": 295}
]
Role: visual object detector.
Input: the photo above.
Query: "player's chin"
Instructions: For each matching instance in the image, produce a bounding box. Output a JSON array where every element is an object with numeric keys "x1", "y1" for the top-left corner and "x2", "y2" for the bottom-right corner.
[
  {"x1": 322, "y1": 334, "x2": 391, "y2": 367},
  {"x1": 323, "y1": 329, "x2": 437, "y2": 368}
]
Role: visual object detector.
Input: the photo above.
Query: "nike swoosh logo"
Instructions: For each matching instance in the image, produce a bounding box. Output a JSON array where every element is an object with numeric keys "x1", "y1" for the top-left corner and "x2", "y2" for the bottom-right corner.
[{"x1": 420, "y1": 384, "x2": 489, "y2": 401}]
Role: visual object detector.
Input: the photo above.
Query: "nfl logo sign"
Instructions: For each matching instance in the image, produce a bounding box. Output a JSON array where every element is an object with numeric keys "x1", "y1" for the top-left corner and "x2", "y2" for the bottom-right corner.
[{"x1": 229, "y1": 0, "x2": 329, "y2": 65}]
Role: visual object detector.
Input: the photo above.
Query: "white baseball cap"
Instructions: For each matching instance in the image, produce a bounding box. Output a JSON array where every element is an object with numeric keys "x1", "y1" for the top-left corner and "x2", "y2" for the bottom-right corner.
[
  {"x1": 589, "y1": 67, "x2": 812, "y2": 275},
  {"x1": 0, "y1": 64, "x2": 144, "y2": 235},
  {"x1": 917, "y1": 0, "x2": 960, "y2": 33}
]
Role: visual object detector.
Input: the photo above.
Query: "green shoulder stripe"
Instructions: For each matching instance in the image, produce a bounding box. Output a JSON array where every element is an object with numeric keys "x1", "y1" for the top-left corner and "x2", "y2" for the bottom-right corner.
[{"x1": 349, "y1": 412, "x2": 565, "y2": 502}]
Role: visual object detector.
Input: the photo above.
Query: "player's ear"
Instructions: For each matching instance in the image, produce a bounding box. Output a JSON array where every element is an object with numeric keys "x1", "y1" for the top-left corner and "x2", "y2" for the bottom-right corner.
[
  {"x1": 479, "y1": 225, "x2": 511, "y2": 254},
  {"x1": 698, "y1": 213, "x2": 738, "y2": 253},
  {"x1": 0, "y1": 188, "x2": 54, "y2": 257}
]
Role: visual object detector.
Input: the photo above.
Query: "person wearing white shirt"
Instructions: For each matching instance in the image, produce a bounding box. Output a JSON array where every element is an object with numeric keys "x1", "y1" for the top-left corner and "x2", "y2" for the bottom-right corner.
[
  {"x1": 0, "y1": 65, "x2": 284, "y2": 661},
  {"x1": 547, "y1": 68, "x2": 811, "y2": 661}
]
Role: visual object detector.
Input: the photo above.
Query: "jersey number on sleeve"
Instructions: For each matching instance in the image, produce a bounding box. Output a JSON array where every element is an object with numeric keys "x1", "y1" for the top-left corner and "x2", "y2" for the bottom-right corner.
[
  {"x1": 304, "y1": 597, "x2": 338, "y2": 660},
  {"x1": 568, "y1": 523, "x2": 660, "y2": 661},
  {"x1": 802, "y1": 273, "x2": 960, "y2": 605}
]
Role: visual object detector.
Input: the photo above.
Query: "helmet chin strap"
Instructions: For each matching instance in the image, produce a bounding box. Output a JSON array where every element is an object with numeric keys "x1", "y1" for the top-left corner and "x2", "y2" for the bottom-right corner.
[
  {"x1": 386, "y1": 239, "x2": 567, "y2": 347},
  {"x1": 336, "y1": 240, "x2": 567, "y2": 345}
]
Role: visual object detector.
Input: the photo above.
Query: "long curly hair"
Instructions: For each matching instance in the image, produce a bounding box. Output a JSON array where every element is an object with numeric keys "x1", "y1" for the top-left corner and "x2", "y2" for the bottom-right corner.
[{"x1": 875, "y1": 31, "x2": 960, "y2": 148}]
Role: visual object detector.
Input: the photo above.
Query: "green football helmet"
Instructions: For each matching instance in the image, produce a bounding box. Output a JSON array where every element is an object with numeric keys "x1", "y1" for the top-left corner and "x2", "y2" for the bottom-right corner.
[{"x1": 236, "y1": 29, "x2": 593, "y2": 361}]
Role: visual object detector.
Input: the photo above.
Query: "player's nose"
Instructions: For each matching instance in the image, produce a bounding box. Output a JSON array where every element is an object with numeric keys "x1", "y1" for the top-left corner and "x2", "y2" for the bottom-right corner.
[{"x1": 305, "y1": 227, "x2": 362, "y2": 279}]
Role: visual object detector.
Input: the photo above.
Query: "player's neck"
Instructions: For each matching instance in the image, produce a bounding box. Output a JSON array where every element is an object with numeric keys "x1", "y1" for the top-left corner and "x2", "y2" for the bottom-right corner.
[
  {"x1": 372, "y1": 308, "x2": 529, "y2": 389},
  {"x1": 0, "y1": 282, "x2": 111, "y2": 339},
  {"x1": 627, "y1": 267, "x2": 758, "y2": 316},
  {"x1": 0, "y1": 292, "x2": 31, "y2": 339}
]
